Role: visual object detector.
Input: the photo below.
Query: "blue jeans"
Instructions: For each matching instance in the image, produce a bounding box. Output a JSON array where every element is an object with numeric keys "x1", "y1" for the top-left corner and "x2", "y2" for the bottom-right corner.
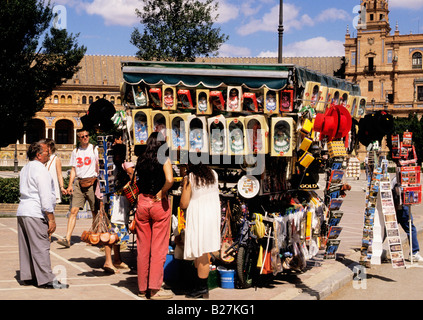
[{"x1": 397, "y1": 205, "x2": 420, "y2": 254}]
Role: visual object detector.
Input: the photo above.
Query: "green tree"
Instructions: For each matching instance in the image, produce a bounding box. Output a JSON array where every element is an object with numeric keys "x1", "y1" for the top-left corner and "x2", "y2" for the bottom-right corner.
[
  {"x1": 0, "y1": 0, "x2": 86, "y2": 147},
  {"x1": 130, "y1": 0, "x2": 228, "y2": 62}
]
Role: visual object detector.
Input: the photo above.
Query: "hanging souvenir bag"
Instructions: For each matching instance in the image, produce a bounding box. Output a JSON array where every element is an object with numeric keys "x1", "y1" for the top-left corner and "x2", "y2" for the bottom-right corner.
[
  {"x1": 124, "y1": 167, "x2": 140, "y2": 234},
  {"x1": 81, "y1": 205, "x2": 119, "y2": 245},
  {"x1": 122, "y1": 168, "x2": 139, "y2": 206},
  {"x1": 220, "y1": 201, "x2": 235, "y2": 263},
  {"x1": 128, "y1": 212, "x2": 136, "y2": 233}
]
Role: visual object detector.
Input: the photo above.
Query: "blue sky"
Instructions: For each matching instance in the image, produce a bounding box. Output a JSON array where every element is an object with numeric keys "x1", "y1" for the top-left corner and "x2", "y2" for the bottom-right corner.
[{"x1": 51, "y1": 0, "x2": 423, "y2": 57}]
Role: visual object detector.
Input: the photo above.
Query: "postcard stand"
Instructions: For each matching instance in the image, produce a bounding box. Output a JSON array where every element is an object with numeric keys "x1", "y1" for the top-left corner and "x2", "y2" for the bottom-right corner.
[
  {"x1": 393, "y1": 131, "x2": 423, "y2": 268},
  {"x1": 97, "y1": 135, "x2": 115, "y2": 195},
  {"x1": 360, "y1": 147, "x2": 382, "y2": 267},
  {"x1": 322, "y1": 154, "x2": 347, "y2": 259},
  {"x1": 360, "y1": 147, "x2": 406, "y2": 268},
  {"x1": 379, "y1": 178, "x2": 406, "y2": 268}
]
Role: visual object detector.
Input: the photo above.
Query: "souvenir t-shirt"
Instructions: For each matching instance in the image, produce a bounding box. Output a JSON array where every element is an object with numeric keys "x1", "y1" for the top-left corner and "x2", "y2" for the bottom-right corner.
[{"x1": 70, "y1": 144, "x2": 98, "y2": 179}]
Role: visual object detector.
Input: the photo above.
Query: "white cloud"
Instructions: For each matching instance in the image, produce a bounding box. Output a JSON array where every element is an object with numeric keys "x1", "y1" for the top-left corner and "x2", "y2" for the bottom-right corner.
[
  {"x1": 239, "y1": 0, "x2": 261, "y2": 17},
  {"x1": 237, "y1": 3, "x2": 314, "y2": 36},
  {"x1": 78, "y1": 0, "x2": 140, "y2": 26},
  {"x1": 218, "y1": 43, "x2": 252, "y2": 57},
  {"x1": 389, "y1": 0, "x2": 423, "y2": 9},
  {"x1": 257, "y1": 50, "x2": 278, "y2": 58},
  {"x1": 316, "y1": 8, "x2": 350, "y2": 22},
  {"x1": 215, "y1": 0, "x2": 240, "y2": 23},
  {"x1": 64, "y1": 0, "x2": 239, "y2": 26},
  {"x1": 279, "y1": 37, "x2": 345, "y2": 57}
]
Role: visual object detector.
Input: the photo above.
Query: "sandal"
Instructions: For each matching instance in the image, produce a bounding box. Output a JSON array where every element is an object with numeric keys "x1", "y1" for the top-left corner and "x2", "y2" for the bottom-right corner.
[
  {"x1": 113, "y1": 262, "x2": 130, "y2": 269},
  {"x1": 102, "y1": 266, "x2": 119, "y2": 274},
  {"x1": 149, "y1": 288, "x2": 174, "y2": 300},
  {"x1": 57, "y1": 238, "x2": 70, "y2": 248}
]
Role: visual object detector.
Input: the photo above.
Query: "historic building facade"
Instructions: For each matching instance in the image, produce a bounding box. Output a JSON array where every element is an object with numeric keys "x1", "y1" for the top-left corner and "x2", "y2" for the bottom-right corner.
[
  {"x1": 345, "y1": 0, "x2": 423, "y2": 116},
  {"x1": 0, "y1": 55, "x2": 137, "y2": 166}
]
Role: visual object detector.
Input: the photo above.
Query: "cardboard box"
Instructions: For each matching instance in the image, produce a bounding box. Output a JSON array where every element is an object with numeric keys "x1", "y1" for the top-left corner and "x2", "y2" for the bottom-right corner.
[
  {"x1": 208, "y1": 115, "x2": 227, "y2": 155},
  {"x1": 227, "y1": 117, "x2": 247, "y2": 155},
  {"x1": 244, "y1": 115, "x2": 269, "y2": 154},
  {"x1": 226, "y1": 86, "x2": 242, "y2": 112},
  {"x1": 196, "y1": 89, "x2": 212, "y2": 115},
  {"x1": 133, "y1": 109, "x2": 152, "y2": 145},
  {"x1": 188, "y1": 115, "x2": 208, "y2": 153},
  {"x1": 151, "y1": 110, "x2": 170, "y2": 142},
  {"x1": 162, "y1": 85, "x2": 177, "y2": 110},
  {"x1": 270, "y1": 117, "x2": 294, "y2": 157},
  {"x1": 170, "y1": 113, "x2": 190, "y2": 151}
]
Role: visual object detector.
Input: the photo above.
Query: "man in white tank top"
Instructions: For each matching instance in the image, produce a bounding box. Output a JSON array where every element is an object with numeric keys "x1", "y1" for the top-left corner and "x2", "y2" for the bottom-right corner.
[{"x1": 57, "y1": 129, "x2": 99, "y2": 248}]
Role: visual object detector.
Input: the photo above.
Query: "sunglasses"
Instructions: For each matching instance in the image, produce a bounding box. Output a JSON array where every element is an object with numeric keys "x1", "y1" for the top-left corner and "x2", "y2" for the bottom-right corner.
[{"x1": 78, "y1": 134, "x2": 89, "y2": 139}]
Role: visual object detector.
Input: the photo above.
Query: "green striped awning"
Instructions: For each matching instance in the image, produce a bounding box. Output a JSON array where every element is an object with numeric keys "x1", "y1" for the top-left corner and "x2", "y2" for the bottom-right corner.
[{"x1": 121, "y1": 61, "x2": 291, "y2": 90}]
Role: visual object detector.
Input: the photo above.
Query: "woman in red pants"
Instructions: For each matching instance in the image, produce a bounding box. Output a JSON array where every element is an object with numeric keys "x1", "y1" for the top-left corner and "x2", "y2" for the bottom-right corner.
[{"x1": 135, "y1": 132, "x2": 174, "y2": 299}]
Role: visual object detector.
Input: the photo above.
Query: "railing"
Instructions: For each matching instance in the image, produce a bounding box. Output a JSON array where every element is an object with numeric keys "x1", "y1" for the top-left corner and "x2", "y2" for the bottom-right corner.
[
  {"x1": 363, "y1": 65, "x2": 376, "y2": 73},
  {"x1": 0, "y1": 159, "x2": 28, "y2": 167},
  {"x1": 0, "y1": 158, "x2": 72, "y2": 167}
]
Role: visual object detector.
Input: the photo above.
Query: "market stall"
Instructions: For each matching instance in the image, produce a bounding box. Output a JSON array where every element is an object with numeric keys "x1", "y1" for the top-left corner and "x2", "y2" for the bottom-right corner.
[{"x1": 116, "y1": 61, "x2": 364, "y2": 288}]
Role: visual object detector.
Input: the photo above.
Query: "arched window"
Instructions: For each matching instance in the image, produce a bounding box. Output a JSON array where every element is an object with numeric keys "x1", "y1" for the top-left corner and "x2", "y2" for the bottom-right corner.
[
  {"x1": 55, "y1": 119, "x2": 74, "y2": 145},
  {"x1": 53, "y1": 95, "x2": 59, "y2": 104},
  {"x1": 25, "y1": 119, "x2": 45, "y2": 144},
  {"x1": 89, "y1": 96, "x2": 93, "y2": 104},
  {"x1": 412, "y1": 52, "x2": 422, "y2": 69},
  {"x1": 67, "y1": 95, "x2": 72, "y2": 104},
  {"x1": 82, "y1": 96, "x2": 87, "y2": 104},
  {"x1": 60, "y1": 95, "x2": 66, "y2": 104}
]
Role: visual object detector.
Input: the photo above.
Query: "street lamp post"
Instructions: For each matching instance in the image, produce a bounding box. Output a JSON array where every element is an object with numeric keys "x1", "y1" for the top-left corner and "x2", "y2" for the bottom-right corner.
[
  {"x1": 278, "y1": 0, "x2": 284, "y2": 63},
  {"x1": 14, "y1": 142, "x2": 18, "y2": 173}
]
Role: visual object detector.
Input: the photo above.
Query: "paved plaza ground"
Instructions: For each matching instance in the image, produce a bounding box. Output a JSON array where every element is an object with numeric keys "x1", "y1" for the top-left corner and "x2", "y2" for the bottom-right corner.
[{"x1": 0, "y1": 172, "x2": 422, "y2": 302}]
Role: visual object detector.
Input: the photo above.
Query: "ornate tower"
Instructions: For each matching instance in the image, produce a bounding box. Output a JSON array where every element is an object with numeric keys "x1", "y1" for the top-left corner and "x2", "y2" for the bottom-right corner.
[{"x1": 357, "y1": 0, "x2": 391, "y2": 34}]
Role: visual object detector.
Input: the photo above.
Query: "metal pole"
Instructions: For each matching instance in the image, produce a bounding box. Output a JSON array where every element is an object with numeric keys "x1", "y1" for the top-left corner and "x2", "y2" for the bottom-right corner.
[
  {"x1": 14, "y1": 141, "x2": 18, "y2": 173},
  {"x1": 410, "y1": 213, "x2": 413, "y2": 265},
  {"x1": 278, "y1": 0, "x2": 284, "y2": 63}
]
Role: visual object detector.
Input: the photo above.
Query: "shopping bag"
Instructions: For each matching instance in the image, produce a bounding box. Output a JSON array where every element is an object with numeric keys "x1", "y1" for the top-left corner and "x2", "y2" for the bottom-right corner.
[{"x1": 122, "y1": 181, "x2": 139, "y2": 206}]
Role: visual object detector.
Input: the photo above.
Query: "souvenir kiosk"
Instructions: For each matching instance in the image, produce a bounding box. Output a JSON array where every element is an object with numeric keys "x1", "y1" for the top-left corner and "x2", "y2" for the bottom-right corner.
[{"x1": 119, "y1": 61, "x2": 363, "y2": 288}]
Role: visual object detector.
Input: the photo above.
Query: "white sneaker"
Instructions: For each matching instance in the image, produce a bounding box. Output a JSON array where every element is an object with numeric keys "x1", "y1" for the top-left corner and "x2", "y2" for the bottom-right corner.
[{"x1": 410, "y1": 252, "x2": 423, "y2": 263}]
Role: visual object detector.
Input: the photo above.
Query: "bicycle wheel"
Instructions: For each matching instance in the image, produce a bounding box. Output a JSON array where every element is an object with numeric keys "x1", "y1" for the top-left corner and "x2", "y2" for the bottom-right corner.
[{"x1": 236, "y1": 245, "x2": 255, "y2": 289}]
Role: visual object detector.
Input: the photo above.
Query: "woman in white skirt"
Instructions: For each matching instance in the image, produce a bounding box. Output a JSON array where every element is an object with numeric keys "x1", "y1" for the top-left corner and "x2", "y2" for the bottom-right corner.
[
  {"x1": 180, "y1": 162, "x2": 220, "y2": 299},
  {"x1": 45, "y1": 139, "x2": 66, "y2": 203}
]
